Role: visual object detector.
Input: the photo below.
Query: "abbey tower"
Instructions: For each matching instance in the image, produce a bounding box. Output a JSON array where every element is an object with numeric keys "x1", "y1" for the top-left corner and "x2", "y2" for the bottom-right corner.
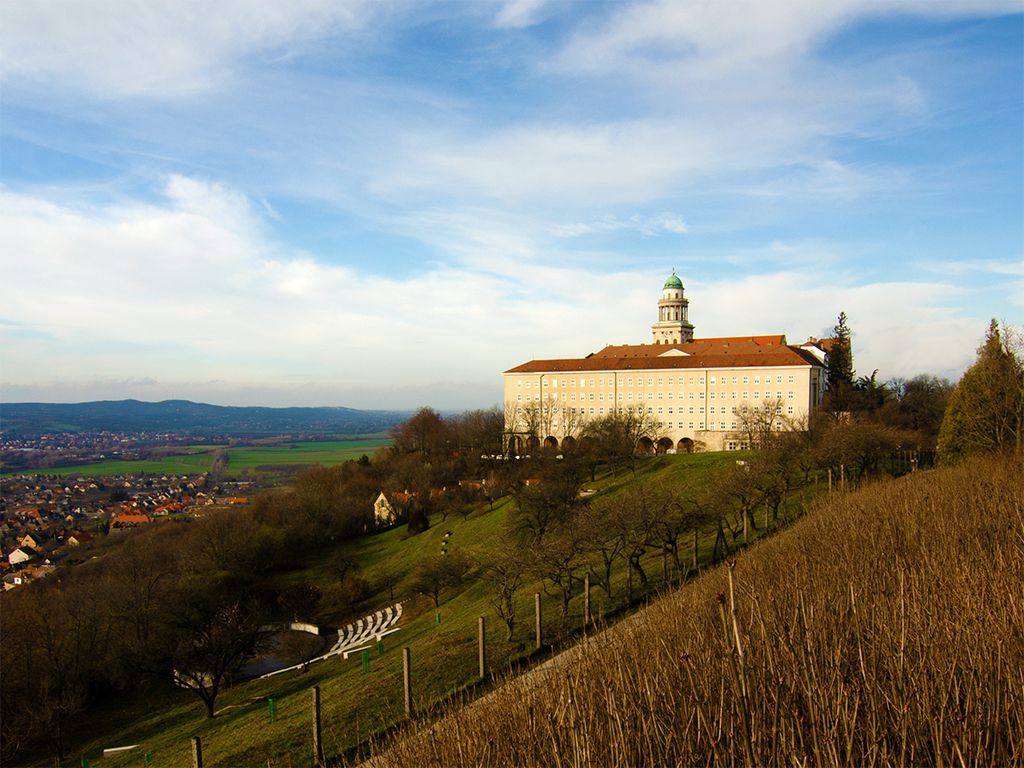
[{"x1": 650, "y1": 271, "x2": 695, "y2": 344}]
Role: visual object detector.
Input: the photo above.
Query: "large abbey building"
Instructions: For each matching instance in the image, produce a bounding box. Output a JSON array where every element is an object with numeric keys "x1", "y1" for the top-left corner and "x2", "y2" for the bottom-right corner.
[{"x1": 503, "y1": 273, "x2": 826, "y2": 453}]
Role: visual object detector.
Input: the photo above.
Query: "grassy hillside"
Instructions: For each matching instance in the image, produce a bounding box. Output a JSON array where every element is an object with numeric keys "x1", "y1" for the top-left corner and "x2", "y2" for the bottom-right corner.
[
  {"x1": 378, "y1": 454, "x2": 1023, "y2": 766},
  {"x1": 50, "y1": 452, "x2": 761, "y2": 767}
]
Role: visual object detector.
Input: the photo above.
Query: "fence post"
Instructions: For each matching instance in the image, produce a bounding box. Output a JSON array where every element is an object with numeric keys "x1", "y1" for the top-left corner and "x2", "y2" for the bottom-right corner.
[
  {"x1": 583, "y1": 573, "x2": 591, "y2": 628},
  {"x1": 312, "y1": 686, "x2": 325, "y2": 767},
  {"x1": 535, "y1": 592, "x2": 542, "y2": 651},
  {"x1": 828, "y1": 467, "x2": 833, "y2": 493},
  {"x1": 478, "y1": 616, "x2": 487, "y2": 680},
  {"x1": 191, "y1": 736, "x2": 203, "y2": 768},
  {"x1": 403, "y1": 647, "x2": 413, "y2": 719}
]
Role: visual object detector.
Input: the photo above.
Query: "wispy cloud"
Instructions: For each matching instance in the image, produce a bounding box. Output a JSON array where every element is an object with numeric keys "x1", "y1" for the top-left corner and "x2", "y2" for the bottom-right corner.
[{"x1": 0, "y1": 0, "x2": 382, "y2": 97}]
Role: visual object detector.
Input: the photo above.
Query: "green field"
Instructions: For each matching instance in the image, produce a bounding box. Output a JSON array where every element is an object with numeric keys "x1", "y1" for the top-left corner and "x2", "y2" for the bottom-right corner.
[
  {"x1": 58, "y1": 452, "x2": 802, "y2": 768},
  {"x1": 3, "y1": 438, "x2": 392, "y2": 478}
]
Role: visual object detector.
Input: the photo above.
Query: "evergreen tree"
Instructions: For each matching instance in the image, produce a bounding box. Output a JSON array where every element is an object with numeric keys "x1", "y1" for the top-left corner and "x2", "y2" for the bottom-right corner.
[
  {"x1": 937, "y1": 320, "x2": 1024, "y2": 464},
  {"x1": 824, "y1": 311, "x2": 855, "y2": 411}
]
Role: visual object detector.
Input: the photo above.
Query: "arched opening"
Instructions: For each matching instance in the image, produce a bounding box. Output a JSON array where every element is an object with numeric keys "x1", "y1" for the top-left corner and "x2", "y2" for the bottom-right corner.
[
  {"x1": 507, "y1": 435, "x2": 523, "y2": 455},
  {"x1": 543, "y1": 436, "x2": 558, "y2": 450},
  {"x1": 561, "y1": 435, "x2": 577, "y2": 452},
  {"x1": 656, "y1": 437, "x2": 674, "y2": 454},
  {"x1": 578, "y1": 435, "x2": 595, "y2": 453},
  {"x1": 637, "y1": 436, "x2": 655, "y2": 455},
  {"x1": 526, "y1": 435, "x2": 540, "y2": 452},
  {"x1": 677, "y1": 437, "x2": 694, "y2": 454}
]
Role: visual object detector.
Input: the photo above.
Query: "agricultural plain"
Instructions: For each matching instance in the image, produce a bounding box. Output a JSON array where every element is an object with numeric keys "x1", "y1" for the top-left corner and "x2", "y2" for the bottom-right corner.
[{"x1": 3, "y1": 438, "x2": 391, "y2": 478}]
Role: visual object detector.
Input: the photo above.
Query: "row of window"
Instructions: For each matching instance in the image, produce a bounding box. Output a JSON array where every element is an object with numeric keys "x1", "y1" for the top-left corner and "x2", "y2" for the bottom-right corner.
[
  {"x1": 519, "y1": 404, "x2": 796, "y2": 420},
  {"x1": 517, "y1": 392, "x2": 796, "y2": 404},
  {"x1": 516, "y1": 373, "x2": 796, "y2": 388}
]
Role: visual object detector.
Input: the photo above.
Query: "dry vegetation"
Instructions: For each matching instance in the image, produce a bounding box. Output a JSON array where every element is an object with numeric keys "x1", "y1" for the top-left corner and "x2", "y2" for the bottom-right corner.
[{"x1": 374, "y1": 454, "x2": 1023, "y2": 766}]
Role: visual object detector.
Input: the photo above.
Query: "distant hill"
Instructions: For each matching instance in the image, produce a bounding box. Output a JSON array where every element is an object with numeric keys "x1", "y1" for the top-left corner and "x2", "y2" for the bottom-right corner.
[{"x1": 0, "y1": 399, "x2": 411, "y2": 437}]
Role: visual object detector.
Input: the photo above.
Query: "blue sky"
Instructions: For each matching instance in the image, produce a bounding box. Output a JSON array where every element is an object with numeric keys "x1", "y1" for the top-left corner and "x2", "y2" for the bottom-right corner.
[{"x1": 1, "y1": 0, "x2": 1021, "y2": 409}]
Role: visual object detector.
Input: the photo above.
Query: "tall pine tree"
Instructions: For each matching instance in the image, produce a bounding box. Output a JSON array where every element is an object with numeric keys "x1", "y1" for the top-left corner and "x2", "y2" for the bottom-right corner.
[{"x1": 824, "y1": 311, "x2": 855, "y2": 412}]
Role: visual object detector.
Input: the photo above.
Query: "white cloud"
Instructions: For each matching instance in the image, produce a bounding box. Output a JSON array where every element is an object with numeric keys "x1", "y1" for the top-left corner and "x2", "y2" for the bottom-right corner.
[
  {"x1": 493, "y1": 0, "x2": 549, "y2": 29},
  {"x1": 0, "y1": 178, "x2": 1001, "y2": 406},
  {"x1": 550, "y1": 213, "x2": 688, "y2": 238},
  {"x1": 0, "y1": 0, "x2": 379, "y2": 97}
]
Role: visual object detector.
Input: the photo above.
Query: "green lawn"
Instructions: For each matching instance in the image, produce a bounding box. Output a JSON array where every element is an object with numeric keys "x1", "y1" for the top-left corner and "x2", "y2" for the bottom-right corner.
[{"x1": 59, "y1": 452, "x2": 807, "y2": 768}]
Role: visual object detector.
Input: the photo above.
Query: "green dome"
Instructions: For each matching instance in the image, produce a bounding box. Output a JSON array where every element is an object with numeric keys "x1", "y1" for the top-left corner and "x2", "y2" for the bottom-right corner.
[{"x1": 663, "y1": 273, "x2": 683, "y2": 289}]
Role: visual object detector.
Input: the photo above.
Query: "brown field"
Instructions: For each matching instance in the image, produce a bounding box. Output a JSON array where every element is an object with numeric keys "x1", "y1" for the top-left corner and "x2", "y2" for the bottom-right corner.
[{"x1": 373, "y1": 454, "x2": 1023, "y2": 766}]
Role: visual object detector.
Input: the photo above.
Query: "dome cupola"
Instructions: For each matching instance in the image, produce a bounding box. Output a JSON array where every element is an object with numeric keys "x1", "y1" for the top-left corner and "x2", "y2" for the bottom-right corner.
[{"x1": 651, "y1": 270, "x2": 694, "y2": 344}]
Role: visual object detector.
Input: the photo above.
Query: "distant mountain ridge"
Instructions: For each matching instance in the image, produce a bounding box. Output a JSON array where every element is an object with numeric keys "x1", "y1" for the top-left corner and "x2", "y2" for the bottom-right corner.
[{"x1": 0, "y1": 399, "x2": 410, "y2": 437}]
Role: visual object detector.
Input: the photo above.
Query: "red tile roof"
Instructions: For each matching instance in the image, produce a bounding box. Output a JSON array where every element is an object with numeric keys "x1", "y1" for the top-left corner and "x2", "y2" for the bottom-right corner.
[{"x1": 506, "y1": 339, "x2": 821, "y2": 374}]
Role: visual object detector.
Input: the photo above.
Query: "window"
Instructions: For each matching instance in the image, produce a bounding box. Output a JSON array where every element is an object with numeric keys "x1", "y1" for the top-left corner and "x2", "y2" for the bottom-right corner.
[
  {"x1": 668, "y1": 378, "x2": 674, "y2": 385},
  {"x1": 754, "y1": 376, "x2": 760, "y2": 384},
  {"x1": 627, "y1": 377, "x2": 633, "y2": 386},
  {"x1": 647, "y1": 392, "x2": 653, "y2": 400},
  {"x1": 710, "y1": 392, "x2": 715, "y2": 399},
  {"x1": 710, "y1": 376, "x2": 717, "y2": 384},
  {"x1": 589, "y1": 407, "x2": 595, "y2": 415},
  {"x1": 689, "y1": 406, "x2": 694, "y2": 414},
  {"x1": 742, "y1": 392, "x2": 749, "y2": 399},
  {"x1": 732, "y1": 376, "x2": 738, "y2": 384},
  {"x1": 699, "y1": 392, "x2": 704, "y2": 399},
  {"x1": 658, "y1": 407, "x2": 664, "y2": 414},
  {"x1": 699, "y1": 406, "x2": 705, "y2": 414},
  {"x1": 668, "y1": 407, "x2": 674, "y2": 414},
  {"x1": 516, "y1": 381, "x2": 522, "y2": 388},
  {"x1": 754, "y1": 392, "x2": 760, "y2": 399},
  {"x1": 542, "y1": 380, "x2": 548, "y2": 388},
  {"x1": 599, "y1": 393, "x2": 604, "y2": 401},
  {"x1": 689, "y1": 392, "x2": 695, "y2": 400},
  {"x1": 589, "y1": 379, "x2": 595, "y2": 386},
  {"x1": 788, "y1": 375, "x2": 795, "y2": 383},
  {"x1": 571, "y1": 393, "x2": 576, "y2": 401},
  {"x1": 732, "y1": 392, "x2": 737, "y2": 399},
  {"x1": 788, "y1": 391, "x2": 794, "y2": 399},
  {"x1": 788, "y1": 406, "x2": 794, "y2": 414},
  {"x1": 627, "y1": 392, "x2": 633, "y2": 400},
  {"x1": 517, "y1": 394, "x2": 522, "y2": 401},
  {"x1": 657, "y1": 377, "x2": 663, "y2": 385},
  {"x1": 658, "y1": 392, "x2": 663, "y2": 400},
  {"x1": 647, "y1": 378, "x2": 653, "y2": 386},
  {"x1": 743, "y1": 376, "x2": 749, "y2": 384}
]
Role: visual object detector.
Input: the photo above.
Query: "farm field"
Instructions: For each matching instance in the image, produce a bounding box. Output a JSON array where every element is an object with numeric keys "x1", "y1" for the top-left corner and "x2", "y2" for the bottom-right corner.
[{"x1": 3, "y1": 438, "x2": 391, "y2": 478}]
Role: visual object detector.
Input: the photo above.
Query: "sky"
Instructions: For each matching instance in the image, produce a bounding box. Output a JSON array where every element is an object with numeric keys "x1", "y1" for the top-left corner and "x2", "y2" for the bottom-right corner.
[{"x1": 1, "y1": 0, "x2": 1022, "y2": 411}]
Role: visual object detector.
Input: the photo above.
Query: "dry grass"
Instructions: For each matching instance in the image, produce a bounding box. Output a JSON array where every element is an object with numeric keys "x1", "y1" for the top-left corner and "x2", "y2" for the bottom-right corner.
[{"x1": 372, "y1": 454, "x2": 1024, "y2": 766}]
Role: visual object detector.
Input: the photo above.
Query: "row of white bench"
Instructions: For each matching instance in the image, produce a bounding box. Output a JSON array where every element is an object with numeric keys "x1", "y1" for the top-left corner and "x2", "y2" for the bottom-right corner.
[
  {"x1": 329, "y1": 602, "x2": 404, "y2": 656},
  {"x1": 258, "y1": 602, "x2": 404, "y2": 679}
]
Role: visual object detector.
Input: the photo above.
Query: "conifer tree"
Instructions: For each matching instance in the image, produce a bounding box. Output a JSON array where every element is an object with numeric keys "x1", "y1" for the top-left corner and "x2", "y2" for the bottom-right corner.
[
  {"x1": 824, "y1": 311, "x2": 855, "y2": 411},
  {"x1": 937, "y1": 319, "x2": 1024, "y2": 463}
]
